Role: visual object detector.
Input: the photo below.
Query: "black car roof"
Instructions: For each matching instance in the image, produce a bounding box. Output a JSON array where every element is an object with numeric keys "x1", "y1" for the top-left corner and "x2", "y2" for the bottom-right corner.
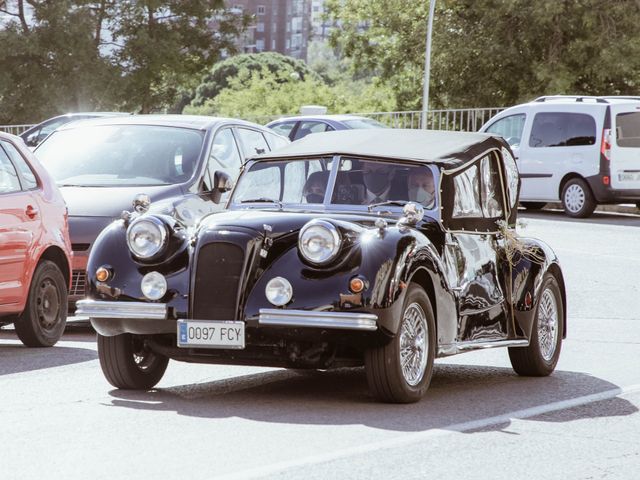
[
  {"x1": 255, "y1": 129, "x2": 506, "y2": 167},
  {"x1": 56, "y1": 114, "x2": 270, "y2": 132}
]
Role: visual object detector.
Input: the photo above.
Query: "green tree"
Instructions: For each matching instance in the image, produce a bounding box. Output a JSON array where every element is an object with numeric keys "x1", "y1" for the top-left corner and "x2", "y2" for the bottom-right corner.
[
  {"x1": 190, "y1": 51, "x2": 320, "y2": 107},
  {"x1": 185, "y1": 66, "x2": 395, "y2": 122},
  {"x1": 326, "y1": 0, "x2": 640, "y2": 110},
  {"x1": 0, "y1": 0, "x2": 117, "y2": 124}
]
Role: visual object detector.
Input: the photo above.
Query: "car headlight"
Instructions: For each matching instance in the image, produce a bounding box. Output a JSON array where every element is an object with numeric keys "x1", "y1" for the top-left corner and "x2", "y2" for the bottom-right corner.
[
  {"x1": 141, "y1": 271, "x2": 167, "y2": 301},
  {"x1": 298, "y1": 219, "x2": 341, "y2": 265},
  {"x1": 265, "y1": 277, "x2": 293, "y2": 306},
  {"x1": 126, "y1": 216, "x2": 168, "y2": 259}
]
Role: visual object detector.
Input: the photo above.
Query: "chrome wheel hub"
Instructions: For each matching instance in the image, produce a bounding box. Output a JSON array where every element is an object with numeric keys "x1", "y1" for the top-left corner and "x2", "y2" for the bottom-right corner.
[
  {"x1": 537, "y1": 288, "x2": 559, "y2": 361},
  {"x1": 399, "y1": 302, "x2": 428, "y2": 386},
  {"x1": 564, "y1": 184, "x2": 585, "y2": 213}
]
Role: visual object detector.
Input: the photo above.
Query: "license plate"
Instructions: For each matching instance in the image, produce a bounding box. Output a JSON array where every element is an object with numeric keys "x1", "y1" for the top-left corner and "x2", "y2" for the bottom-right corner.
[
  {"x1": 177, "y1": 320, "x2": 245, "y2": 349},
  {"x1": 618, "y1": 172, "x2": 640, "y2": 182}
]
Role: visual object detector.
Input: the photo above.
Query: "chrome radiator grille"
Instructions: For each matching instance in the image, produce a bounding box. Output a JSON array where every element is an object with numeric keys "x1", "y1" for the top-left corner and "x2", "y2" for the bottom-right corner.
[
  {"x1": 192, "y1": 242, "x2": 244, "y2": 320},
  {"x1": 70, "y1": 270, "x2": 86, "y2": 297}
]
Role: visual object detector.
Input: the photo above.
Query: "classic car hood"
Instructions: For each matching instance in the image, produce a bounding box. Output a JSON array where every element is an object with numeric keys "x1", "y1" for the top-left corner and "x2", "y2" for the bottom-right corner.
[
  {"x1": 61, "y1": 184, "x2": 184, "y2": 218},
  {"x1": 198, "y1": 209, "x2": 392, "y2": 237}
]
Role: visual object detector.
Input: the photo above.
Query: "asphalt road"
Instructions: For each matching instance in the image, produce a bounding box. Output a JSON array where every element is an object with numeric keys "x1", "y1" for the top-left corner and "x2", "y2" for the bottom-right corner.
[{"x1": 1, "y1": 209, "x2": 639, "y2": 480}]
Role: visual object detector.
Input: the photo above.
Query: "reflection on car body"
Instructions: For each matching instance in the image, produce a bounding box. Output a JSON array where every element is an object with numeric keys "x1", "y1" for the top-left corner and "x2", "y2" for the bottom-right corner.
[{"x1": 77, "y1": 129, "x2": 567, "y2": 403}]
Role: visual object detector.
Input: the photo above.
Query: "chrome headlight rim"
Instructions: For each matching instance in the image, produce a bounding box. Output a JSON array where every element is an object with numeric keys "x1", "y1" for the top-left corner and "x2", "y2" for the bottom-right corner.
[
  {"x1": 298, "y1": 219, "x2": 342, "y2": 265},
  {"x1": 126, "y1": 215, "x2": 169, "y2": 260}
]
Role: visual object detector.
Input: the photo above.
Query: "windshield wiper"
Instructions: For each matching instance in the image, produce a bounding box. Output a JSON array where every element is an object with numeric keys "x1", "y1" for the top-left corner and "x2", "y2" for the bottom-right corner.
[
  {"x1": 239, "y1": 197, "x2": 283, "y2": 208},
  {"x1": 367, "y1": 200, "x2": 409, "y2": 212}
]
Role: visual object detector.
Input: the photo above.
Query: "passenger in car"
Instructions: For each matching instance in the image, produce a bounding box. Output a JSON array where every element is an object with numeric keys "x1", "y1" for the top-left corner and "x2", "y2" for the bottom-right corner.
[
  {"x1": 302, "y1": 171, "x2": 328, "y2": 203},
  {"x1": 407, "y1": 168, "x2": 436, "y2": 208}
]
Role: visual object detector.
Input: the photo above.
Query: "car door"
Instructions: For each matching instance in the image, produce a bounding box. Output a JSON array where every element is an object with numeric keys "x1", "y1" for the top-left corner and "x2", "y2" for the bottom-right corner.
[
  {"x1": 0, "y1": 143, "x2": 39, "y2": 308},
  {"x1": 440, "y1": 151, "x2": 510, "y2": 343}
]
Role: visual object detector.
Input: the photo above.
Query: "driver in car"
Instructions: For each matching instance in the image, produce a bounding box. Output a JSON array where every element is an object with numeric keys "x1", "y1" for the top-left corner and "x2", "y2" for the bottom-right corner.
[{"x1": 362, "y1": 163, "x2": 394, "y2": 204}]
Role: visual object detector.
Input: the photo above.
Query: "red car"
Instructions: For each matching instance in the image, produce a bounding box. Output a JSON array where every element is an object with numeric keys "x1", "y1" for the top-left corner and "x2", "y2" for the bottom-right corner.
[{"x1": 0, "y1": 132, "x2": 72, "y2": 347}]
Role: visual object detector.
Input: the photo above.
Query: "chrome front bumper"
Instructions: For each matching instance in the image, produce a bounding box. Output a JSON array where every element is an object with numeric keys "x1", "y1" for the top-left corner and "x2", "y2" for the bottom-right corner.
[
  {"x1": 75, "y1": 300, "x2": 167, "y2": 320},
  {"x1": 258, "y1": 309, "x2": 378, "y2": 331}
]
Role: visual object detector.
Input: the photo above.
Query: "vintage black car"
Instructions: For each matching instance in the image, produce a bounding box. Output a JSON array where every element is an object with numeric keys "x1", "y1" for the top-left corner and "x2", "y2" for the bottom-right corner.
[{"x1": 77, "y1": 129, "x2": 566, "y2": 403}]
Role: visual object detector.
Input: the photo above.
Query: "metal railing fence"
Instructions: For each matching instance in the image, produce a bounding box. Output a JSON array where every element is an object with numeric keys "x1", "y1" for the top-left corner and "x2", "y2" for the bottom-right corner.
[
  {"x1": 0, "y1": 107, "x2": 506, "y2": 135},
  {"x1": 0, "y1": 124, "x2": 33, "y2": 136}
]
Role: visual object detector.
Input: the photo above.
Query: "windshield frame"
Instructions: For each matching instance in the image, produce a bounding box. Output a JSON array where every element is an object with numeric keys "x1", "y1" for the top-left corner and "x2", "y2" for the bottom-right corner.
[{"x1": 228, "y1": 155, "x2": 440, "y2": 217}]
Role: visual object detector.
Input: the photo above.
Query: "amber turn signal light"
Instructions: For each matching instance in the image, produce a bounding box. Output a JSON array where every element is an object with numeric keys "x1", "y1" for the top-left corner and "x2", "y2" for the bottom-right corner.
[
  {"x1": 349, "y1": 277, "x2": 366, "y2": 293},
  {"x1": 96, "y1": 266, "x2": 111, "y2": 283}
]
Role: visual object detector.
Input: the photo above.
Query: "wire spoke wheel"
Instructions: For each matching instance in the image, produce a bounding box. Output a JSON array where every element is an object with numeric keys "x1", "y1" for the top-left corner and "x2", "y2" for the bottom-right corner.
[
  {"x1": 537, "y1": 288, "x2": 559, "y2": 361},
  {"x1": 399, "y1": 303, "x2": 428, "y2": 386}
]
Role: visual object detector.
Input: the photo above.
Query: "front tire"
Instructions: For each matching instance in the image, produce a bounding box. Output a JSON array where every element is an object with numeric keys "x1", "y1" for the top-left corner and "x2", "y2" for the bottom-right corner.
[
  {"x1": 562, "y1": 178, "x2": 596, "y2": 218},
  {"x1": 97, "y1": 333, "x2": 169, "y2": 389},
  {"x1": 365, "y1": 284, "x2": 436, "y2": 403},
  {"x1": 509, "y1": 274, "x2": 563, "y2": 376},
  {"x1": 14, "y1": 260, "x2": 67, "y2": 347}
]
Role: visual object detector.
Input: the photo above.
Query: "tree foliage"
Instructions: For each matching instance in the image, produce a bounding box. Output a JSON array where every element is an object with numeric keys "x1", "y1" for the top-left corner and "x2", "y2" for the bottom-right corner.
[
  {"x1": 185, "y1": 66, "x2": 395, "y2": 122},
  {"x1": 326, "y1": 0, "x2": 640, "y2": 109},
  {"x1": 190, "y1": 52, "x2": 320, "y2": 106},
  {"x1": 0, "y1": 0, "x2": 247, "y2": 123}
]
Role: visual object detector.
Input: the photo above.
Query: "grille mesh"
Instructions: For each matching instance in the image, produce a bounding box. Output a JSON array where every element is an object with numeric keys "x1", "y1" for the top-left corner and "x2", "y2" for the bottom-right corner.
[
  {"x1": 70, "y1": 270, "x2": 86, "y2": 297},
  {"x1": 192, "y1": 243, "x2": 244, "y2": 320}
]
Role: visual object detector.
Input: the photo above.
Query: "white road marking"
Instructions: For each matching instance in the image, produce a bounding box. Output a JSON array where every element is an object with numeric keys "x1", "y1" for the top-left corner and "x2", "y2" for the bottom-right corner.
[{"x1": 219, "y1": 383, "x2": 640, "y2": 479}]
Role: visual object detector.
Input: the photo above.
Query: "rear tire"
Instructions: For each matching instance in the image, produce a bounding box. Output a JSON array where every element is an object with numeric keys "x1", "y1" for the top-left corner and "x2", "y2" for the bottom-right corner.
[
  {"x1": 509, "y1": 274, "x2": 563, "y2": 376},
  {"x1": 97, "y1": 333, "x2": 169, "y2": 389},
  {"x1": 520, "y1": 202, "x2": 547, "y2": 210},
  {"x1": 365, "y1": 284, "x2": 436, "y2": 403},
  {"x1": 14, "y1": 260, "x2": 67, "y2": 347},
  {"x1": 561, "y1": 178, "x2": 596, "y2": 218}
]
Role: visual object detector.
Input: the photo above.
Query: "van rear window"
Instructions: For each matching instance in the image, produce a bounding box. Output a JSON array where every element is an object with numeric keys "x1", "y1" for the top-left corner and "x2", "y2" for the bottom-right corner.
[
  {"x1": 616, "y1": 112, "x2": 640, "y2": 147},
  {"x1": 529, "y1": 112, "x2": 596, "y2": 148}
]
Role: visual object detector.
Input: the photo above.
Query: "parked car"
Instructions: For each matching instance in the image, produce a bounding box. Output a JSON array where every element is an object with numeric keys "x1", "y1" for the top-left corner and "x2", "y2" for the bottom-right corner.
[
  {"x1": 266, "y1": 114, "x2": 387, "y2": 141},
  {"x1": 34, "y1": 115, "x2": 289, "y2": 312},
  {"x1": 76, "y1": 129, "x2": 566, "y2": 403},
  {"x1": 20, "y1": 112, "x2": 128, "y2": 148},
  {"x1": 0, "y1": 132, "x2": 72, "y2": 346},
  {"x1": 480, "y1": 95, "x2": 640, "y2": 217}
]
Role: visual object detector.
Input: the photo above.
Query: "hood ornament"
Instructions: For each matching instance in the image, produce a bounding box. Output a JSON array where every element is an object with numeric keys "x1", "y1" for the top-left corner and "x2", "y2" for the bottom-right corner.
[{"x1": 133, "y1": 193, "x2": 151, "y2": 214}]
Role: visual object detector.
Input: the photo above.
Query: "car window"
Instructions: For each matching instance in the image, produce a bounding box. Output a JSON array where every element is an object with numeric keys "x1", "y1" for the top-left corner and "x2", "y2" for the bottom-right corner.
[
  {"x1": 264, "y1": 131, "x2": 289, "y2": 150},
  {"x1": 236, "y1": 128, "x2": 270, "y2": 157},
  {"x1": 529, "y1": 112, "x2": 596, "y2": 148},
  {"x1": 480, "y1": 154, "x2": 504, "y2": 218},
  {"x1": 501, "y1": 147, "x2": 519, "y2": 210},
  {"x1": 452, "y1": 165, "x2": 482, "y2": 218},
  {"x1": 615, "y1": 112, "x2": 640, "y2": 147},
  {"x1": 0, "y1": 146, "x2": 21, "y2": 194},
  {"x1": 485, "y1": 114, "x2": 526, "y2": 147},
  {"x1": 232, "y1": 159, "x2": 329, "y2": 204},
  {"x1": 1, "y1": 141, "x2": 38, "y2": 190},
  {"x1": 342, "y1": 118, "x2": 388, "y2": 129},
  {"x1": 293, "y1": 121, "x2": 334, "y2": 140},
  {"x1": 269, "y1": 122, "x2": 296, "y2": 138},
  {"x1": 210, "y1": 128, "x2": 242, "y2": 171}
]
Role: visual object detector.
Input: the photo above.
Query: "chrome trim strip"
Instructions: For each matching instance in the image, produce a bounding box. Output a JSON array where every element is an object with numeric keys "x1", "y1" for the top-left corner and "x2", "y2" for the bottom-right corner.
[
  {"x1": 437, "y1": 339, "x2": 529, "y2": 357},
  {"x1": 75, "y1": 299, "x2": 167, "y2": 320},
  {"x1": 259, "y1": 308, "x2": 378, "y2": 331}
]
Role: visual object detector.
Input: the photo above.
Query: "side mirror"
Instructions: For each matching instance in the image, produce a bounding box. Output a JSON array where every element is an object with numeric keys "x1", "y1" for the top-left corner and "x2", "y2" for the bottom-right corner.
[{"x1": 209, "y1": 170, "x2": 234, "y2": 204}]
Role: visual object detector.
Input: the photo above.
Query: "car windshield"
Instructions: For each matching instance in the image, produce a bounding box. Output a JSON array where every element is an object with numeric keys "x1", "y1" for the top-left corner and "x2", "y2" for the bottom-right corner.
[
  {"x1": 231, "y1": 157, "x2": 437, "y2": 210},
  {"x1": 342, "y1": 118, "x2": 388, "y2": 129},
  {"x1": 35, "y1": 125, "x2": 204, "y2": 187}
]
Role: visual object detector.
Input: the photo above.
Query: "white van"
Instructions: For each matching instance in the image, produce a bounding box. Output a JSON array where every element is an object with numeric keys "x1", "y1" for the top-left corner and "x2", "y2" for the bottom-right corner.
[{"x1": 480, "y1": 96, "x2": 640, "y2": 217}]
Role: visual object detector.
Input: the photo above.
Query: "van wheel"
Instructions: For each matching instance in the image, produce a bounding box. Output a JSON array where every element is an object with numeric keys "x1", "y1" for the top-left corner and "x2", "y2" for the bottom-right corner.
[
  {"x1": 365, "y1": 284, "x2": 436, "y2": 403},
  {"x1": 97, "y1": 333, "x2": 169, "y2": 389},
  {"x1": 561, "y1": 179, "x2": 596, "y2": 218},
  {"x1": 520, "y1": 202, "x2": 547, "y2": 210},
  {"x1": 14, "y1": 260, "x2": 67, "y2": 347}
]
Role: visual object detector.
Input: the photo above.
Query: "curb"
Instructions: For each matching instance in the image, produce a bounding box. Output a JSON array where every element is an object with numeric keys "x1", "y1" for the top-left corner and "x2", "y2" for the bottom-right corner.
[{"x1": 535, "y1": 202, "x2": 639, "y2": 216}]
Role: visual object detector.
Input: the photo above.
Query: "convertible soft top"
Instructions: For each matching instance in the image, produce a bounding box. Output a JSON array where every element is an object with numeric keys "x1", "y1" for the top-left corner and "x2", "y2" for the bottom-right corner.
[{"x1": 256, "y1": 128, "x2": 507, "y2": 168}]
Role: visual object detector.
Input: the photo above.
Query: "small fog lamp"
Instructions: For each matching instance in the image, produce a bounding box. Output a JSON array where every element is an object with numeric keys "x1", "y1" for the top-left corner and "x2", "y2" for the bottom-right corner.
[
  {"x1": 349, "y1": 277, "x2": 366, "y2": 293},
  {"x1": 265, "y1": 277, "x2": 293, "y2": 306},
  {"x1": 141, "y1": 271, "x2": 167, "y2": 301},
  {"x1": 95, "y1": 266, "x2": 111, "y2": 283}
]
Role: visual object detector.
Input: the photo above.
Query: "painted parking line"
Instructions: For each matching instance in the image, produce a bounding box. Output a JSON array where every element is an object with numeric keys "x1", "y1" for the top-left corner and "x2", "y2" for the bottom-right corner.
[{"x1": 220, "y1": 383, "x2": 640, "y2": 480}]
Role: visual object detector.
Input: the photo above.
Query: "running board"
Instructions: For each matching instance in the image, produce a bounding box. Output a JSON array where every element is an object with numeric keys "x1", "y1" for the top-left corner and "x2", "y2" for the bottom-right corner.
[{"x1": 438, "y1": 339, "x2": 529, "y2": 357}]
